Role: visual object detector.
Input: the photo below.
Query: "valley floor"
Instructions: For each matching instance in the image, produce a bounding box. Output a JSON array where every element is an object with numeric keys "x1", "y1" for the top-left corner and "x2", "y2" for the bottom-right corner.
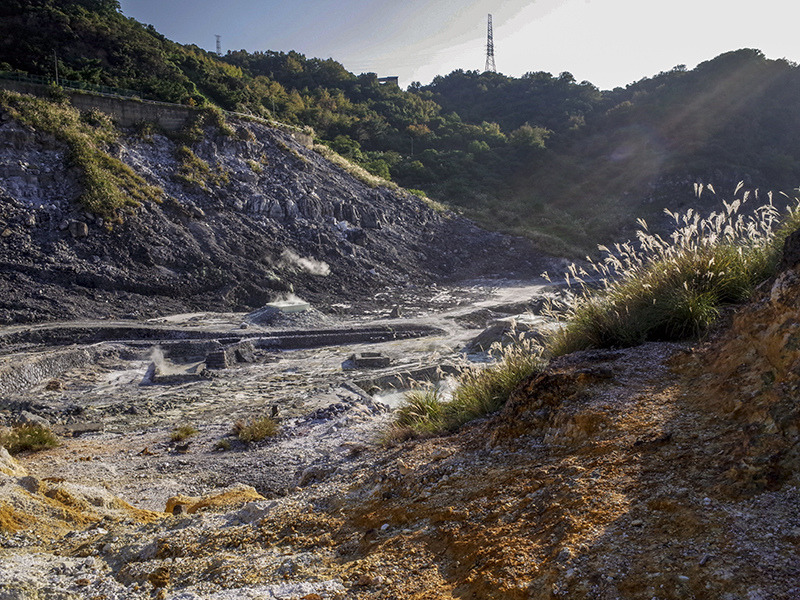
[{"x1": 1, "y1": 279, "x2": 799, "y2": 599}]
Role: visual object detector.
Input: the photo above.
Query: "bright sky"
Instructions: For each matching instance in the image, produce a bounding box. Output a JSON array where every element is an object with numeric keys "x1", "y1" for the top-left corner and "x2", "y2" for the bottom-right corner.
[{"x1": 119, "y1": 0, "x2": 799, "y2": 91}]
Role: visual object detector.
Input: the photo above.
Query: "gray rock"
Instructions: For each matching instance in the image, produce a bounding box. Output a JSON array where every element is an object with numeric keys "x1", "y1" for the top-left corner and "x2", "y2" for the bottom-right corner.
[
  {"x1": 15, "y1": 411, "x2": 50, "y2": 428},
  {"x1": 68, "y1": 220, "x2": 88, "y2": 238}
]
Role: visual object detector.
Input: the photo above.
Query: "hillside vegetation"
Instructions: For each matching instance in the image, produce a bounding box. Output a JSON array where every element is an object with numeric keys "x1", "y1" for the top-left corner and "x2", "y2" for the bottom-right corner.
[{"x1": 3, "y1": 1, "x2": 800, "y2": 252}]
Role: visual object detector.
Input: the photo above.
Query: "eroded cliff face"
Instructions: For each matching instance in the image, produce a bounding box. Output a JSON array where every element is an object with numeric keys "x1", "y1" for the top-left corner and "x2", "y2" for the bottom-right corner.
[{"x1": 0, "y1": 112, "x2": 551, "y2": 323}]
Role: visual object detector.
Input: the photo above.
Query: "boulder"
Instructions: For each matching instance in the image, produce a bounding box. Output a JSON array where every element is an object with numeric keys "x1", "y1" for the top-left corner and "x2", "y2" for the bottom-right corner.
[{"x1": 68, "y1": 220, "x2": 88, "y2": 238}]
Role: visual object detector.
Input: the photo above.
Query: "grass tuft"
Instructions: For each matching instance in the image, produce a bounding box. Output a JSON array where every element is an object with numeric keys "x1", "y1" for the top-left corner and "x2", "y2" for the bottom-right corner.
[
  {"x1": 390, "y1": 333, "x2": 546, "y2": 438},
  {"x1": 0, "y1": 424, "x2": 59, "y2": 454},
  {"x1": 233, "y1": 417, "x2": 279, "y2": 443},
  {"x1": 173, "y1": 145, "x2": 229, "y2": 189},
  {"x1": 170, "y1": 424, "x2": 198, "y2": 442},
  {"x1": 214, "y1": 439, "x2": 232, "y2": 451},
  {"x1": 313, "y1": 143, "x2": 398, "y2": 190},
  {"x1": 547, "y1": 186, "x2": 800, "y2": 354}
]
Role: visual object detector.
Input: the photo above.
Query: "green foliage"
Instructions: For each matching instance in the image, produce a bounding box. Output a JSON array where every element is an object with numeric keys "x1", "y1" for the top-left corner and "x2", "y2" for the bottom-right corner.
[
  {"x1": 173, "y1": 145, "x2": 228, "y2": 189},
  {"x1": 509, "y1": 123, "x2": 550, "y2": 148},
  {"x1": 4, "y1": 4, "x2": 800, "y2": 252},
  {"x1": 548, "y1": 188, "x2": 800, "y2": 354},
  {"x1": 391, "y1": 334, "x2": 546, "y2": 438},
  {"x1": 133, "y1": 119, "x2": 159, "y2": 142},
  {"x1": 0, "y1": 91, "x2": 161, "y2": 223},
  {"x1": 233, "y1": 417, "x2": 279, "y2": 443},
  {"x1": 170, "y1": 424, "x2": 198, "y2": 442},
  {"x1": 214, "y1": 439, "x2": 232, "y2": 451},
  {"x1": 313, "y1": 144, "x2": 397, "y2": 190},
  {"x1": 171, "y1": 108, "x2": 234, "y2": 146},
  {"x1": 0, "y1": 424, "x2": 59, "y2": 454},
  {"x1": 363, "y1": 158, "x2": 391, "y2": 180},
  {"x1": 393, "y1": 388, "x2": 447, "y2": 436},
  {"x1": 327, "y1": 135, "x2": 363, "y2": 160}
]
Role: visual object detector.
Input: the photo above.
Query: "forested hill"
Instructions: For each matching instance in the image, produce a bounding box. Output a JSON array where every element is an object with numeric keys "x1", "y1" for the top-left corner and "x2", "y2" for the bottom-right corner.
[{"x1": 3, "y1": 0, "x2": 800, "y2": 254}]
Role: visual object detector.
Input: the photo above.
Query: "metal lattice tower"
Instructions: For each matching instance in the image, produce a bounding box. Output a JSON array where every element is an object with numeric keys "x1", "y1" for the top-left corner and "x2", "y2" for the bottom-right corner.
[
  {"x1": 484, "y1": 14, "x2": 496, "y2": 73},
  {"x1": 215, "y1": 34, "x2": 222, "y2": 56}
]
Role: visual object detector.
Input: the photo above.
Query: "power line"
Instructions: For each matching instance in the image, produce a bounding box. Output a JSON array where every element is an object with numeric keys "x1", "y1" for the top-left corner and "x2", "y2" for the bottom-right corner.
[{"x1": 484, "y1": 14, "x2": 496, "y2": 73}]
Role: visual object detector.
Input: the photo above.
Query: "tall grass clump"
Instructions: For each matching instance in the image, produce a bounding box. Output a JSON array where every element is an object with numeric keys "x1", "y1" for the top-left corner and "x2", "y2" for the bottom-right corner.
[
  {"x1": 173, "y1": 145, "x2": 229, "y2": 189},
  {"x1": 548, "y1": 184, "x2": 800, "y2": 355},
  {"x1": 0, "y1": 91, "x2": 162, "y2": 223},
  {"x1": 0, "y1": 424, "x2": 59, "y2": 454},
  {"x1": 171, "y1": 424, "x2": 198, "y2": 442},
  {"x1": 391, "y1": 334, "x2": 547, "y2": 439},
  {"x1": 233, "y1": 417, "x2": 279, "y2": 443}
]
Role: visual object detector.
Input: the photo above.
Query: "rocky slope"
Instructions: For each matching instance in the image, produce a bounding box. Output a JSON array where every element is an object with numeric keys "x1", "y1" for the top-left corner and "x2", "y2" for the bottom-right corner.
[{"x1": 0, "y1": 105, "x2": 553, "y2": 324}]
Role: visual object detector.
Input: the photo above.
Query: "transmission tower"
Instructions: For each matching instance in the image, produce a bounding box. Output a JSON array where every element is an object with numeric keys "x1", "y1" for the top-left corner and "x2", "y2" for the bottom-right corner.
[
  {"x1": 484, "y1": 14, "x2": 496, "y2": 73},
  {"x1": 215, "y1": 34, "x2": 222, "y2": 56}
]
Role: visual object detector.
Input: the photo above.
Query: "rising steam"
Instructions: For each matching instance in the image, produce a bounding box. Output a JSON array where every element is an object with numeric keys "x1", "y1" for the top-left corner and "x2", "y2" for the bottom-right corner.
[{"x1": 278, "y1": 249, "x2": 330, "y2": 276}]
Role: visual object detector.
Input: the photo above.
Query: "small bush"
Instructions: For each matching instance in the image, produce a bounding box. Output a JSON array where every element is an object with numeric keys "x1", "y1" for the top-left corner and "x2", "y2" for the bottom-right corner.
[
  {"x1": 214, "y1": 439, "x2": 232, "y2": 451},
  {"x1": 394, "y1": 388, "x2": 446, "y2": 435},
  {"x1": 174, "y1": 146, "x2": 228, "y2": 189},
  {"x1": 201, "y1": 106, "x2": 235, "y2": 137},
  {"x1": 133, "y1": 119, "x2": 160, "y2": 142},
  {"x1": 391, "y1": 334, "x2": 546, "y2": 438},
  {"x1": 313, "y1": 143, "x2": 398, "y2": 190},
  {"x1": 171, "y1": 424, "x2": 198, "y2": 442},
  {"x1": 448, "y1": 336, "x2": 545, "y2": 426},
  {"x1": 0, "y1": 424, "x2": 59, "y2": 454},
  {"x1": 236, "y1": 127, "x2": 257, "y2": 142},
  {"x1": 233, "y1": 417, "x2": 279, "y2": 443},
  {"x1": 81, "y1": 108, "x2": 114, "y2": 130},
  {"x1": 547, "y1": 186, "x2": 800, "y2": 354}
]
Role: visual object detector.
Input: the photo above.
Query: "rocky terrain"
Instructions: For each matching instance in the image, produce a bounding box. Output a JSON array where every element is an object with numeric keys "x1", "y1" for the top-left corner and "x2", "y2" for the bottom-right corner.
[
  {"x1": 1, "y1": 263, "x2": 800, "y2": 599},
  {"x1": 0, "y1": 103, "x2": 555, "y2": 324},
  {"x1": 1, "y1": 95, "x2": 799, "y2": 600}
]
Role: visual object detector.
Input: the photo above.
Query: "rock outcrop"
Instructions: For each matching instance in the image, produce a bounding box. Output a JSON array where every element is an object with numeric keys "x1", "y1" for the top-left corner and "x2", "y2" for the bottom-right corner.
[{"x1": 0, "y1": 108, "x2": 553, "y2": 323}]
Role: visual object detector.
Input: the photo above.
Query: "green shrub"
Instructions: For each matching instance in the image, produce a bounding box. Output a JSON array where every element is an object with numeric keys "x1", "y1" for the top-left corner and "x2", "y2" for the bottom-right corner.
[
  {"x1": 390, "y1": 334, "x2": 546, "y2": 438},
  {"x1": 133, "y1": 119, "x2": 160, "y2": 142},
  {"x1": 174, "y1": 145, "x2": 228, "y2": 189},
  {"x1": 214, "y1": 439, "x2": 232, "y2": 451},
  {"x1": 0, "y1": 424, "x2": 59, "y2": 454},
  {"x1": 171, "y1": 424, "x2": 198, "y2": 442},
  {"x1": 200, "y1": 106, "x2": 235, "y2": 137},
  {"x1": 233, "y1": 417, "x2": 279, "y2": 443},
  {"x1": 448, "y1": 337, "x2": 545, "y2": 425},
  {"x1": 313, "y1": 143, "x2": 398, "y2": 190},
  {"x1": 547, "y1": 186, "x2": 800, "y2": 354},
  {"x1": 394, "y1": 388, "x2": 446, "y2": 435}
]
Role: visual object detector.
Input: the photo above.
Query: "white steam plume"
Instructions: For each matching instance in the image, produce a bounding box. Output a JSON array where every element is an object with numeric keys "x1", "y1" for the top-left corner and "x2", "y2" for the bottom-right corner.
[{"x1": 279, "y1": 249, "x2": 330, "y2": 276}]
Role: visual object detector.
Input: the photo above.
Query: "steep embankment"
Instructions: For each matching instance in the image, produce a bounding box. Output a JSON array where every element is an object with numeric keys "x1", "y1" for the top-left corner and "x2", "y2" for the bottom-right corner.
[{"x1": 0, "y1": 98, "x2": 552, "y2": 324}]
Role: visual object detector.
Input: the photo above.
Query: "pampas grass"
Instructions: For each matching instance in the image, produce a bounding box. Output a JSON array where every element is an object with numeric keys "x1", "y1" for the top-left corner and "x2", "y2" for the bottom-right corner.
[{"x1": 548, "y1": 184, "x2": 800, "y2": 354}]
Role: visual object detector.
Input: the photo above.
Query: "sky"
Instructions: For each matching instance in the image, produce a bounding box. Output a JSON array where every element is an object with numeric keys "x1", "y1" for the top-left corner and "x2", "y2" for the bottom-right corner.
[{"x1": 118, "y1": 0, "x2": 800, "y2": 91}]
